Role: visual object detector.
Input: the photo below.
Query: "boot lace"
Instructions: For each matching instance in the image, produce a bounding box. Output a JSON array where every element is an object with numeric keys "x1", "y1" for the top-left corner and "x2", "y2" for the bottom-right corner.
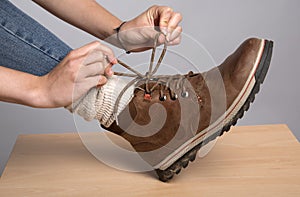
[{"x1": 113, "y1": 33, "x2": 190, "y2": 124}]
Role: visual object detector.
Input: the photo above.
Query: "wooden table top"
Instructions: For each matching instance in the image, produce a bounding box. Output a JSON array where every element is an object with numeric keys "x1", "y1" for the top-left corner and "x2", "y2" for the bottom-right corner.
[{"x1": 0, "y1": 124, "x2": 299, "y2": 196}]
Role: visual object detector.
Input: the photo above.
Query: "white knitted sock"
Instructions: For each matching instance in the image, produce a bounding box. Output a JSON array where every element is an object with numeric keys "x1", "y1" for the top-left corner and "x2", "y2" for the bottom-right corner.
[{"x1": 66, "y1": 75, "x2": 134, "y2": 127}]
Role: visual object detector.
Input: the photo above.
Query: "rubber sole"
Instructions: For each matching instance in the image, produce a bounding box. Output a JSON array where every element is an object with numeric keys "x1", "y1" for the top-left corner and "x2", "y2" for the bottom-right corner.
[{"x1": 155, "y1": 39, "x2": 273, "y2": 182}]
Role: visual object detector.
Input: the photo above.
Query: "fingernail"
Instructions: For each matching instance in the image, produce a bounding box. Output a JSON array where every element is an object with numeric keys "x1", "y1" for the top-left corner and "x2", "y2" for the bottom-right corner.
[
  {"x1": 108, "y1": 57, "x2": 117, "y2": 65},
  {"x1": 98, "y1": 76, "x2": 102, "y2": 83},
  {"x1": 112, "y1": 59, "x2": 118, "y2": 65},
  {"x1": 97, "y1": 77, "x2": 104, "y2": 87},
  {"x1": 108, "y1": 69, "x2": 114, "y2": 76}
]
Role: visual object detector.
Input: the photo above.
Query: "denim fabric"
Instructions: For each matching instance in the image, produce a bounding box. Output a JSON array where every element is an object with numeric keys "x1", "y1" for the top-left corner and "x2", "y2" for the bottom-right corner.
[{"x1": 0, "y1": 0, "x2": 72, "y2": 76}]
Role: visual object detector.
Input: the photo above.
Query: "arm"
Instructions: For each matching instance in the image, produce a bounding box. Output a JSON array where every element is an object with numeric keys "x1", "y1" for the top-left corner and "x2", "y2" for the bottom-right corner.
[
  {"x1": 32, "y1": 0, "x2": 182, "y2": 51},
  {"x1": 0, "y1": 66, "x2": 44, "y2": 107},
  {"x1": 32, "y1": 0, "x2": 121, "y2": 40},
  {"x1": 33, "y1": 0, "x2": 122, "y2": 48},
  {"x1": 1, "y1": 1, "x2": 182, "y2": 108},
  {"x1": 0, "y1": 41, "x2": 116, "y2": 108}
]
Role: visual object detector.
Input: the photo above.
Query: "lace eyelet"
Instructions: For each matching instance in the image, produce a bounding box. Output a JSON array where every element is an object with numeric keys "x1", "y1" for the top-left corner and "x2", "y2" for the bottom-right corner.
[
  {"x1": 181, "y1": 91, "x2": 189, "y2": 98},
  {"x1": 159, "y1": 95, "x2": 167, "y2": 101},
  {"x1": 171, "y1": 93, "x2": 178, "y2": 101}
]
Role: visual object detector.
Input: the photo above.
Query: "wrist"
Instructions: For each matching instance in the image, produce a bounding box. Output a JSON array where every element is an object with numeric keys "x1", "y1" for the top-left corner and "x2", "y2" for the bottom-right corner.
[
  {"x1": 114, "y1": 21, "x2": 131, "y2": 54},
  {"x1": 26, "y1": 75, "x2": 51, "y2": 108},
  {"x1": 11, "y1": 75, "x2": 50, "y2": 108},
  {"x1": 0, "y1": 66, "x2": 54, "y2": 108},
  {"x1": 105, "y1": 20, "x2": 130, "y2": 52},
  {"x1": 28, "y1": 74, "x2": 63, "y2": 108}
]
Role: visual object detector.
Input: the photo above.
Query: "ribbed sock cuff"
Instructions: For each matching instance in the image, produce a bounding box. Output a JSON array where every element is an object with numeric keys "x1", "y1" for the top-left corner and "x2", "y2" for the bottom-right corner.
[{"x1": 66, "y1": 75, "x2": 134, "y2": 127}]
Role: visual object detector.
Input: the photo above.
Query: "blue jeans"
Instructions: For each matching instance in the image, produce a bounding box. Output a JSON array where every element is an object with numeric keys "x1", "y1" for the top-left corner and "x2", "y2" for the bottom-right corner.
[{"x1": 0, "y1": 0, "x2": 72, "y2": 76}]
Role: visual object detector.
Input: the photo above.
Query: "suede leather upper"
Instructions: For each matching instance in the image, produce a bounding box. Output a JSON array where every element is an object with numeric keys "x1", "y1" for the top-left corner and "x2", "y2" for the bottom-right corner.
[{"x1": 104, "y1": 38, "x2": 263, "y2": 158}]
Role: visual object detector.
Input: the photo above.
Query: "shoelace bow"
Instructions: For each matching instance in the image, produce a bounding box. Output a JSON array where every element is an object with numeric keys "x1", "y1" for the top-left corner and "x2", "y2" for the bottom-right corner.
[{"x1": 113, "y1": 33, "x2": 190, "y2": 124}]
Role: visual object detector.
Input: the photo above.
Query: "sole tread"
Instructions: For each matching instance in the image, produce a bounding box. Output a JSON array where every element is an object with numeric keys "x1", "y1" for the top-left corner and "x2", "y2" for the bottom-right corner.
[{"x1": 155, "y1": 40, "x2": 273, "y2": 182}]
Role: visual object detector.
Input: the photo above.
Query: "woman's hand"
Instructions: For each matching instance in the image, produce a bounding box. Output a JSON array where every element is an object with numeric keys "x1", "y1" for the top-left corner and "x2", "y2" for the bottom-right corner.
[
  {"x1": 114, "y1": 5, "x2": 183, "y2": 52},
  {"x1": 33, "y1": 1, "x2": 182, "y2": 52},
  {"x1": 39, "y1": 41, "x2": 116, "y2": 108}
]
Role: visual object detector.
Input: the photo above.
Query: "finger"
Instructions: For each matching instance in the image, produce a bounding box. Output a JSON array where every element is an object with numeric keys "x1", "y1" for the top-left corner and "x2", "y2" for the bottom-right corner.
[
  {"x1": 98, "y1": 44, "x2": 117, "y2": 65},
  {"x1": 84, "y1": 48, "x2": 105, "y2": 65},
  {"x1": 102, "y1": 54, "x2": 114, "y2": 76},
  {"x1": 85, "y1": 74, "x2": 108, "y2": 88},
  {"x1": 84, "y1": 43, "x2": 117, "y2": 65},
  {"x1": 167, "y1": 35, "x2": 182, "y2": 46},
  {"x1": 156, "y1": 6, "x2": 173, "y2": 35},
  {"x1": 104, "y1": 65, "x2": 114, "y2": 77},
  {"x1": 81, "y1": 62, "x2": 106, "y2": 77},
  {"x1": 157, "y1": 33, "x2": 167, "y2": 45},
  {"x1": 168, "y1": 26, "x2": 182, "y2": 42},
  {"x1": 96, "y1": 75, "x2": 108, "y2": 87},
  {"x1": 73, "y1": 41, "x2": 102, "y2": 57},
  {"x1": 166, "y1": 12, "x2": 182, "y2": 41},
  {"x1": 167, "y1": 12, "x2": 182, "y2": 32},
  {"x1": 157, "y1": 26, "x2": 182, "y2": 45}
]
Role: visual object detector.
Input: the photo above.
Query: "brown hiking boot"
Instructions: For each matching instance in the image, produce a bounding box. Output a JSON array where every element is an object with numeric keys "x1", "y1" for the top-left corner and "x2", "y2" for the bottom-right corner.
[{"x1": 102, "y1": 37, "x2": 273, "y2": 181}]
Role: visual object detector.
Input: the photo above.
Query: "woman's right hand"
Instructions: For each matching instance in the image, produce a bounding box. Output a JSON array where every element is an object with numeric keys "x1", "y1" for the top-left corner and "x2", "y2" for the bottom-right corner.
[
  {"x1": 115, "y1": 5, "x2": 183, "y2": 52},
  {"x1": 39, "y1": 41, "x2": 117, "y2": 108}
]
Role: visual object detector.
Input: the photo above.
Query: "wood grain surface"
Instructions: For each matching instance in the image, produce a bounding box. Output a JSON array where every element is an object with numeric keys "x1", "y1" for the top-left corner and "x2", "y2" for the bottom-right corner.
[{"x1": 0, "y1": 124, "x2": 299, "y2": 196}]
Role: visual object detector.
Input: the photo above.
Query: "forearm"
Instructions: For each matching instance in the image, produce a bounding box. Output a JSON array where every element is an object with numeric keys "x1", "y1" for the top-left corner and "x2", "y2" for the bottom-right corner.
[
  {"x1": 0, "y1": 66, "x2": 46, "y2": 108},
  {"x1": 32, "y1": 0, "x2": 122, "y2": 42}
]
